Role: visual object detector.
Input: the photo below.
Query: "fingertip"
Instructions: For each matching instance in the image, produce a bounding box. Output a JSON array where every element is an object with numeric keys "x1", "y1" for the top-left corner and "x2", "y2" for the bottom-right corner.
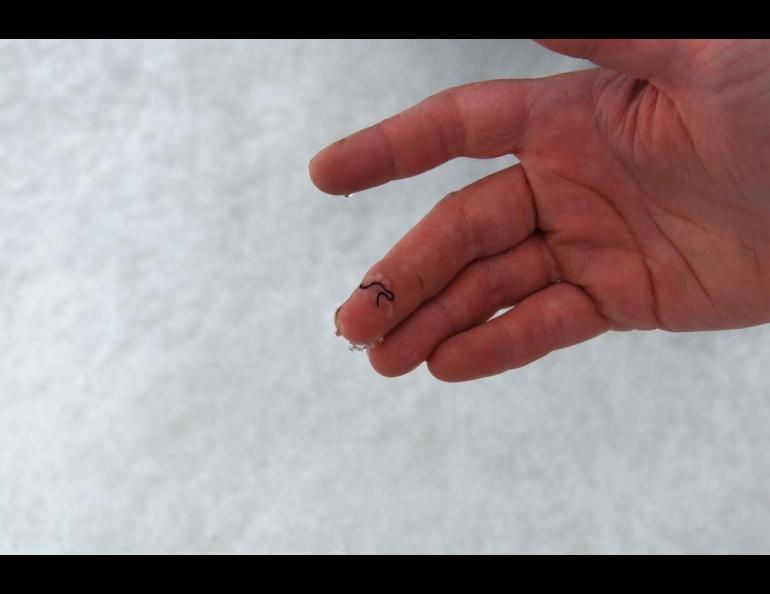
[
  {"x1": 310, "y1": 134, "x2": 371, "y2": 195},
  {"x1": 367, "y1": 349, "x2": 408, "y2": 378},
  {"x1": 335, "y1": 299, "x2": 385, "y2": 347},
  {"x1": 366, "y1": 338, "x2": 422, "y2": 378},
  {"x1": 311, "y1": 124, "x2": 400, "y2": 196},
  {"x1": 308, "y1": 149, "x2": 341, "y2": 195},
  {"x1": 427, "y1": 330, "x2": 511, "y2": 382},
  {"x1": 310, "y1": 135, "x2": 359, "y2": 195},
  {"x1": 426, "y1": 345, "x2": 469, "y2": 383}
]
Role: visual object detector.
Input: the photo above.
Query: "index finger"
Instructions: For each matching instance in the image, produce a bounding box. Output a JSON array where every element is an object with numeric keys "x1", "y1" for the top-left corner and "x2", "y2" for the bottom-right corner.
[{"x1": 309, "y1": 79, "x2": 536, "y2": 195}]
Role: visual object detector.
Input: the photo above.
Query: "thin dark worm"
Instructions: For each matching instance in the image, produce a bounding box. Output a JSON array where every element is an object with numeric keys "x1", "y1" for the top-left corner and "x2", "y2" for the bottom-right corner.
[{"x1": 359, "y1": 282, "x2": 395, "y2": 307}]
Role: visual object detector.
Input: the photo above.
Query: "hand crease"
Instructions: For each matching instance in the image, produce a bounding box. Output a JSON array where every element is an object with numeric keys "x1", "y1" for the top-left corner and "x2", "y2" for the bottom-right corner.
[
  {"x1": 373, "y1": 121, "x2": 400, "y2": 181},
  {"x1": 548, "y1": 167, "x2": 666, "y2": 330}
]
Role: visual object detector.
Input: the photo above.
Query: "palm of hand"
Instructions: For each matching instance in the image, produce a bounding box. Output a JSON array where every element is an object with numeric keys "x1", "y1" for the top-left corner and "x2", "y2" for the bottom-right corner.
[
  {"x1": 311, "y1": 40, "x2": 770, "y2": 381},
  {"x1": 526, "y1": 64, "x2": 770, "y2": 333}
]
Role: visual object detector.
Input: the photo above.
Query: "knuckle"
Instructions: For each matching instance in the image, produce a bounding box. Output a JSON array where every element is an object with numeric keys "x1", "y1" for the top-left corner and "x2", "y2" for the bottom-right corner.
[
  {"x1": 493, "y1": 321, "x2": 516, "y2": 369},
  {"x1": 422, "y1": 88, "x2": 466, "y2": 158},
  {"x1": 535, "y1": 296, "x2": 565, "y2": 349},
  {"x1": 429, "y1": 293, "x2": 459, "y2": 336},
  {"x1": 447, "y1": 192, "x2": 482, "y2": 260}
]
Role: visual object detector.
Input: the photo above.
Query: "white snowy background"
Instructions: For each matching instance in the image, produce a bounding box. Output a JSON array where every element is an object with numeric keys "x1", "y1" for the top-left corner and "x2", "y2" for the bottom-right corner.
[{"x1": 1, "y1": 39, "x2": 769, "y2": 554}]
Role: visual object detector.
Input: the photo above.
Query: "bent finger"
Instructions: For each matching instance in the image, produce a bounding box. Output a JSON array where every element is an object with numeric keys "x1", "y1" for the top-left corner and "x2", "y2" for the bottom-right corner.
[
  {"x1": 427, "y1": 282, "x2": 610, "y2": 382},
  {"x1": 367, "y1": 234, "x2": 560, "y2": 377},
  {"x1": 335, "y1": 165, "x2": 536, "y2": 347}
]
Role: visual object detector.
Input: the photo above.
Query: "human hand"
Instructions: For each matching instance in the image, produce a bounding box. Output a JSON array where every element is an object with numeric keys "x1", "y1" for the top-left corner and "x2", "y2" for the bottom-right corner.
[{"x1": 310, "y1": 40, "x2": 770, "y2": 382}]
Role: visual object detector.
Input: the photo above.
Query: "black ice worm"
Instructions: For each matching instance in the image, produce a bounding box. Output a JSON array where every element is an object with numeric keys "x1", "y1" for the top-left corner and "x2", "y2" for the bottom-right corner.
[{"x1": 359, "y1": 282, "x2": 395, "y2": 307}]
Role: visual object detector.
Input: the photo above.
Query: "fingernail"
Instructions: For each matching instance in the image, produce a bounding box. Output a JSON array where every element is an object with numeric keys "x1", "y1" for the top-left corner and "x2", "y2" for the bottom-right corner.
[{"x1": 334, "y1": 304, "x2": 343, "y2": 336}]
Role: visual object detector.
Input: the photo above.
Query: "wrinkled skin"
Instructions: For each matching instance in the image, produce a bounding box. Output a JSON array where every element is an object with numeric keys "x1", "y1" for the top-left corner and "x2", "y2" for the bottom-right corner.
[{"x1": 310, "y1": 40, "x2": 770, "y2": 382}]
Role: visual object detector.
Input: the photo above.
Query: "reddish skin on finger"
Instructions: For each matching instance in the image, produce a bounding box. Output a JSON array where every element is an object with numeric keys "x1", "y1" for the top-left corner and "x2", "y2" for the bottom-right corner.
[{"x1": 314, "y1": 40, "x2": 770, "y2": 381}]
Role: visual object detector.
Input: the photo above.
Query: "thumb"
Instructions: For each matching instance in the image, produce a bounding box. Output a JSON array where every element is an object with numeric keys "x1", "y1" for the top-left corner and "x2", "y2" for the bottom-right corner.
[{"x1": 536, "y1": 39, "x2": 687, "y2": 86}]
